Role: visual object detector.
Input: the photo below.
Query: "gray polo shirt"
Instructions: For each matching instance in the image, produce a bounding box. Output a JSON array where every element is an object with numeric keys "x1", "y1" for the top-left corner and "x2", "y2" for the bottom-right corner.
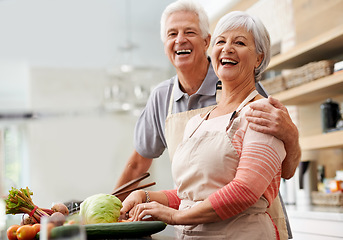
[{"x1": 134, "y1": 58, "x2": 268, "y2": 159}]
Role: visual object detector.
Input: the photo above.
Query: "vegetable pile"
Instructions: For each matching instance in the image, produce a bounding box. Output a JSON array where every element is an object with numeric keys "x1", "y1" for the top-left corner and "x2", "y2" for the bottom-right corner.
[
  {"x1": 5, "y1": 187, "x2": 55, "y2": 224},
  {"x1": 5, "y1": 187, "x2": 69, "y2": 224},
  {"x1": 5, "y1": 187, "x2": 71, "y2": 240},
  {"x1": 5, "y1": 187, "x2": 125, "y2": 240}
]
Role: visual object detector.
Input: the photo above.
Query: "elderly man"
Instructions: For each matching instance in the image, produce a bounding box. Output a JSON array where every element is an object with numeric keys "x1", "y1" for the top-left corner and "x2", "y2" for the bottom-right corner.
[{"x1": 115, "y1": 0, "x2": 300, "y2": 239}]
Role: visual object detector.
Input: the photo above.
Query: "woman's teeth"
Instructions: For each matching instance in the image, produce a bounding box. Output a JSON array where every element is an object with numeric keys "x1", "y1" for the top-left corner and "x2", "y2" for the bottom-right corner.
[{"x1": 221, "y1": 59, "x2": 238, "y2": 65}]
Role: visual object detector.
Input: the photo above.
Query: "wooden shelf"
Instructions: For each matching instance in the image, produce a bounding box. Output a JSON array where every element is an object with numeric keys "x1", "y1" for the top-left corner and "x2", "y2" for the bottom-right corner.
[
  {"x1": 300, "y1": 130, "x2": 343, "y2": 151},
  {"x1": 268, "y1": 25, "x2": 343, "y2": 70},
  {"x1": 273, "y1": 72, "x2": 343, "y2": 105},
  {"x1": 268, "y1": 24, "x2": 343, "y2": 152}
]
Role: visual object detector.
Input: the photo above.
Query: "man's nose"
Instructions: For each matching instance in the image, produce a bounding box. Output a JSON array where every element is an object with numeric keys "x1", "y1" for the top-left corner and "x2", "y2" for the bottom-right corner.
[{"x1": 175, "y1": 33, "x2": 186, "y2": 44}]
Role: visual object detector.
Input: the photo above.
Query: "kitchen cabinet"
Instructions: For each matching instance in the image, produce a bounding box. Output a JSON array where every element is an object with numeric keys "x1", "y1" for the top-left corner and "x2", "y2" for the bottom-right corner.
[{"x1": 266, "y1": 24, "x2": 343, "y2": 239}]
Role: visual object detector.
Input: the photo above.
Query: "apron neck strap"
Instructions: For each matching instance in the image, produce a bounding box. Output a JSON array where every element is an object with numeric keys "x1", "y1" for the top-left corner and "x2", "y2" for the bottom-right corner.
[
  {"x1": 236, "y1": 90, "x2": 258, "y2": 113},
  {"x1": 226, "y1": 90, "x2": 258, "y2": 130},
  {"x1": 188, "y1": 106, "x2": 216, "y2": 138},
  {"x1": 168, "y1": 78, "x2": 178, "y2": 115}
]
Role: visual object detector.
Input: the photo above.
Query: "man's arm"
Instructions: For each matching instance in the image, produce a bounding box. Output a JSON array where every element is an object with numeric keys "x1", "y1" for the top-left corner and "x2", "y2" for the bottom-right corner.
[
  {"x1": 114, "y1": 150, "x2": 153, "y2": 201},
  {"x1": 245, "y1": 96, "x2": 301, "y2": 179}
]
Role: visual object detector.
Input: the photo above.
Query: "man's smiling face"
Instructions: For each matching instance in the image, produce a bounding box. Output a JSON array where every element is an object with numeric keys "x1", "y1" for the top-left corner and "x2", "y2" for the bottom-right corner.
[{"x1": 163, "y1": 11, "x2": 210, "y2": 71}]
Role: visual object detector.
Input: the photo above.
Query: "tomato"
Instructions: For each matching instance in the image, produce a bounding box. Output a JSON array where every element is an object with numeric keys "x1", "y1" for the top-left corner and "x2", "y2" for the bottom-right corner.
[
  {"x1": 16, "y1": 225, "x2": 36, "y2": 240},
  {"x1": 7, "y1": 224, "x2": 20, "y2": 240},
  {"x1": 32, "y1": 223, "x2": 41, "y2": 234}
]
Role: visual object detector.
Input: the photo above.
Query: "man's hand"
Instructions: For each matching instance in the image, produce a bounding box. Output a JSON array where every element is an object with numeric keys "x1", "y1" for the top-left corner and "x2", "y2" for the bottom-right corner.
[{"x1": 245, "y1": 96, "x2": 301, "y2": 179}]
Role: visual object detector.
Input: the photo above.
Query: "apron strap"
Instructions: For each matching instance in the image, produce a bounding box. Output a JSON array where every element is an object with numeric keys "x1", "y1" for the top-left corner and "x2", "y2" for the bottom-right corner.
[
  {"x1": 236, "y1": 90, "x2": 258, "y2": 113},
  {"x1": 167, "y1": 77, "x2": 178, "y2": 116},
  {"x1": 190, "y1": 90, "x2": 258, "y2": 138},
  {"x1": 168, "y1": 78, "x2": 217, "y2": 139},
  {"x1": 226, "y1": 90, "x2": 258, "y2": 131},
  {"x1": 188, "y1": 106, "x2": 217, "y2": 138}
]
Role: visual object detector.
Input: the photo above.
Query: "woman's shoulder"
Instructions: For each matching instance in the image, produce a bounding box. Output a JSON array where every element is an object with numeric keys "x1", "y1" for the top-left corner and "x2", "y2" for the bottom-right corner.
[{"x1": 240, "y1": 95, "x2": 267, "y2": 115}]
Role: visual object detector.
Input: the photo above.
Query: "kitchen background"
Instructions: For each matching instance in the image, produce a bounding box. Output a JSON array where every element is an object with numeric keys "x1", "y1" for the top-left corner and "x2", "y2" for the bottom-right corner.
[
  {"x1": 1, "y1": 0, "x2": 343, "y2": 239},
  {"x1": 0, "y1": 0, "x2": 241, "y2": 213}
]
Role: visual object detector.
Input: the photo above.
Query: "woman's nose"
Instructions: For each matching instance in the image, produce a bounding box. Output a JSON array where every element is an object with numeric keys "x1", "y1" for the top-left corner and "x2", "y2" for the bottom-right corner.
[{"x1": 222, "y1": 43, "x2": 234, "y2": 53}]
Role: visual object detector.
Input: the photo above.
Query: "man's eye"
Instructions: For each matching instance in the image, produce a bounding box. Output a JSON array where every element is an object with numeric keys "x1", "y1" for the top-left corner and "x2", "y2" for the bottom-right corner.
[{"x1": 186, "y1": 31, "x2": 195, "y2": 35}]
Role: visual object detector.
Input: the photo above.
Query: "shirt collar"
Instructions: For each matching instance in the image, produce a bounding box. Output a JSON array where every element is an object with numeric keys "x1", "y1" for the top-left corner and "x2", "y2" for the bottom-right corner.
[{"x1": 173, "y1": 57, "x2": 217, "y2": 102}]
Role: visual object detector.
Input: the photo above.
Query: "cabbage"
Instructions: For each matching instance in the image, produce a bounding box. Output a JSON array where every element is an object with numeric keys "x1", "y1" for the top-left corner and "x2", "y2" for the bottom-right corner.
[{"x1": 80, "y1": 193, "x2": 122, "y2": 224}]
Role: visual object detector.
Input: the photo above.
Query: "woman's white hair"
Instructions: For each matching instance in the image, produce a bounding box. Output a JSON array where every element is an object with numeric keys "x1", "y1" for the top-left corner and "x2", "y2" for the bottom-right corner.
[
  {"x1": 160, "y1": 0, "x2": 210, "y2": 42},
  {"x1": 211, "y1": 11, "x2": 271, "y2": 82}
]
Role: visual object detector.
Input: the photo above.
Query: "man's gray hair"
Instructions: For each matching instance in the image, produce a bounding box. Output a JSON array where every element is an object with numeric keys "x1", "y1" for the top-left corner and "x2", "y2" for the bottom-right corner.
[
  {"x1": 211, "y1": 11, "x2": 271, "y2": 82},
  {"x1": 160, "y1": 0, "x2": 210, "y2": 42}
]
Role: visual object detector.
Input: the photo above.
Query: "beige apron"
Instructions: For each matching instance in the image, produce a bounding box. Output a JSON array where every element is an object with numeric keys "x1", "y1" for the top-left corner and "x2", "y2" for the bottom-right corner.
[{"x1": 164, "y1": 85, "x2": 288, "y2": 239}]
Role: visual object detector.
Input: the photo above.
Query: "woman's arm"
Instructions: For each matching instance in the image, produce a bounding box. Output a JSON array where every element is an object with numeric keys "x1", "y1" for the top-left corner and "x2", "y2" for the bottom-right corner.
[
  {"x1": 128, "y1": 137, "x2": 284, "y2": 224},
  {"x1": 129, "y1": 198, "x2": 221, "y2": 224},
  {"x1": 245, "y1": 96, "x2": 301, "y2": 179}
]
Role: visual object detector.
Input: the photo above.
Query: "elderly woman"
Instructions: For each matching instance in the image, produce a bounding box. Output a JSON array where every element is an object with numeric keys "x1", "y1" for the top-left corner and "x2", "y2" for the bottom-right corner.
[{"x1": 120, "y1": 11, "x2": 285, "y2": 240}]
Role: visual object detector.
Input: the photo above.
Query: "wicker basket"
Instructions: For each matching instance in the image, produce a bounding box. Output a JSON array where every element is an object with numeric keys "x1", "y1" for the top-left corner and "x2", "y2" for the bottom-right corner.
[
  {"x1": 284, "y1": 60, "x2": 335, "y2": 89},
  {"x1": 311, "y1": 191, "x2": 343, "y2": 206},
  {"x1": 261, "y1": 75, "x2": 286, "y2": 95}
]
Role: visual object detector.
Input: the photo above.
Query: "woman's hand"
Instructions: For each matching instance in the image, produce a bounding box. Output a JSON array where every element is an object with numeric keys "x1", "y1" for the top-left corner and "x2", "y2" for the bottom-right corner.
[
  {"x1": 120, "y1": 190, "x2": 146, "y2": 220},
  {"x1": 127, "y1": 201, "x2": 180, "y2": 224}
]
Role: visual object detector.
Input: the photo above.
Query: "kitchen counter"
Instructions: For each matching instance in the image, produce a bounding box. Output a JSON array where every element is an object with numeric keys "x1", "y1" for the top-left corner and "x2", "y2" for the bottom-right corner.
[
  {"x1": 286, "y1": 205, "x2": 343, "y2": 221},
  {"x1": 285, "y1": 205, "x2": 343, "y2": 239}
]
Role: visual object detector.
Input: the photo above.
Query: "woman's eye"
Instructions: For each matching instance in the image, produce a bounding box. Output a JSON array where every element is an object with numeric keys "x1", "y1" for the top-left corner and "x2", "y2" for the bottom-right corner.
[
  {"x1": 216, "y1": 40, "x2": 225, "y2": 45},
  {"x1": 236, "y1": 41, "x2": 245, "y2": 46}
]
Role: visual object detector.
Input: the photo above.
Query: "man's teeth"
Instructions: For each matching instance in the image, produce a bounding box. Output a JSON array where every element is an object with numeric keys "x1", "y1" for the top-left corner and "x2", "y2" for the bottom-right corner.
[
  {"x1": 221, "y1": 59, "x2": 238, "y2": 65},
  {"x1": 176, "y1": 49, "x2": 192, "y2": 55}
]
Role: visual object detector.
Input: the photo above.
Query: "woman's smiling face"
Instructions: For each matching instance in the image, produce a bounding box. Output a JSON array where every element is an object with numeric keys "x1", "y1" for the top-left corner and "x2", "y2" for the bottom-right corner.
[{"x1": 211, "y1": 26, "x2": 263, "y2": 85}]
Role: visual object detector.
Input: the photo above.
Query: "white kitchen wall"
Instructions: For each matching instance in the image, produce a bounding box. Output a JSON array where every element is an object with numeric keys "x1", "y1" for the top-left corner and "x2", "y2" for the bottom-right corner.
[
  {"x1": 0, "y1": 61, "x2": 30, "y2": 111},
  {"x1": 23, "y1": 67, "x2": 173, "y2": 207},
  {"x1": 0, "y1": 0, "x2": 175, "y2": 207},
  {"x1": 0, "y1": 0, "x2": 172, "y2": 69}
]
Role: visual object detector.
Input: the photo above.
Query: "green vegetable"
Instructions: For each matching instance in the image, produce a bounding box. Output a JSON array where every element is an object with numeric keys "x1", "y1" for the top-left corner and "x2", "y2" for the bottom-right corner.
[
  {"x1": 40, "y1": 221, "x2": 167, "y2": 239},
  {"x1": 36, "y1": 224, "x2": 85, "y2": 240},
  {"x1": 79, "y1": 194, "x2": 122, "y2": 224},
  {"x1": 85, "y1": 222, "x2": 167, "y2": 238}
]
